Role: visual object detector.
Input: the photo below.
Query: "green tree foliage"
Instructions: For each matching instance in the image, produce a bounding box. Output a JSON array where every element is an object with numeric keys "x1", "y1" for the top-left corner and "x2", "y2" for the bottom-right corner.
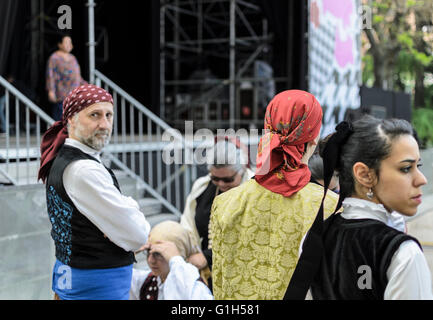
[
  {"x1": 363, "y1": 0, "x2": 433, "y2": 145},
  {"x1": 412, "y1": 108, "x2": 433, "y2": 148}
]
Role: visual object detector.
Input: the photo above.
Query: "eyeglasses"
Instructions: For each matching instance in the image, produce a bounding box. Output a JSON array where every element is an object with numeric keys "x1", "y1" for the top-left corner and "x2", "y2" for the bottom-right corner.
[{"x1": 210, "y1": 172, "x2": 239, "y2": 183}]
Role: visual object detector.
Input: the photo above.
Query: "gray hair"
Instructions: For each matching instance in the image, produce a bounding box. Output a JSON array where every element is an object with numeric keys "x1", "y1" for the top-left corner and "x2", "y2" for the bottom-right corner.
[
  {"x1": 66, "y1": 112, "x2": 79, "y2": 133},
  {"x1": 207, "y1": 140, "x2": 248, "y2": 173},
  {"x1": 308, "y1": 153, "x2": 324, "y2": 182}
]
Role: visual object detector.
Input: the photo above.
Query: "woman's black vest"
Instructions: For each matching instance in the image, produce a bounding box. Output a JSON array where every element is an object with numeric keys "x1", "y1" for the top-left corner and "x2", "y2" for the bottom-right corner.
[
  {"x1": 46, "y1": 145, "x2": 135, "y2": 269},
  {"x1": 311, "y1": 214, "x2": 422, "y2": 300}
]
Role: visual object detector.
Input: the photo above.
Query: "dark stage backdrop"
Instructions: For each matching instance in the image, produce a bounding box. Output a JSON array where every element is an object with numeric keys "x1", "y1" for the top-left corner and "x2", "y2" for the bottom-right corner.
[
  {"x1": 0, "y1": 0, "x2": 307, "y2": 117},
  {"x1": 0, "y1": 0, "x2": 19, "y2": 78}
]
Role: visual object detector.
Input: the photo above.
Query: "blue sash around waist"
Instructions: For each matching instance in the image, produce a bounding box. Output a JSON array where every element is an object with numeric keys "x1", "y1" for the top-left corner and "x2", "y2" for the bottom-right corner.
[{"x1": 52, "y1": 259, "x2": 133, "y2": 300}]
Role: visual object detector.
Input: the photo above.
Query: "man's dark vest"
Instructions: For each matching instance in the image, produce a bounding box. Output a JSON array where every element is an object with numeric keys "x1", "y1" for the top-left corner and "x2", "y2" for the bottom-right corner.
[
  {"x1": 46, "y1": 145, "x2": 135, "y2": 269},
  {"x1": 311, "y1": 214, "x2": 422, "y2": 300}
]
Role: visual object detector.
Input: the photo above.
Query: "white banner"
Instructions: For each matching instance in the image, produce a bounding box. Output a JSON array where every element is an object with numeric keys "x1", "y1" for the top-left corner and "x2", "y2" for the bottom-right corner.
[{"x1": 308, "y1": 0, "x2": 361, "y2": 137}]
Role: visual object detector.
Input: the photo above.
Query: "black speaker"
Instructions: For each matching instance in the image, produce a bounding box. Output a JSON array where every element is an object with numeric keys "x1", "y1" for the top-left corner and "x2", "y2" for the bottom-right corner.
[{"x1": 349, "y1": 86, "x2": 412, "y2": 122}]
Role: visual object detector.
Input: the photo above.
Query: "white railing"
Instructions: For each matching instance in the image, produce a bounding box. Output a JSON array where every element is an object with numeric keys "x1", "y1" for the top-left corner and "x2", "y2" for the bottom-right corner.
[
  {"x1": 0, "y1": 76, "x2": 55, "y2": 185},
  {"x1": 1, "y1": 72, "x2": 258, "y2": 217},
  {"x1": 0, "y1": 73, "x2": 193, "y2": 216},
  {"x1": 94, "y1": 70, "x2": 196, "y2": 217},
  {"x1": 0, "y1": 73, "x2": 190, "y2": 217}
]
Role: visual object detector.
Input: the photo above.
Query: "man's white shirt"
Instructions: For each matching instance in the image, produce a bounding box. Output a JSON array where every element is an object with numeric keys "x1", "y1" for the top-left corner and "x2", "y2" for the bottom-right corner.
[{"x1": 62, "y1": 138, "x2": 150, "y2": 252}]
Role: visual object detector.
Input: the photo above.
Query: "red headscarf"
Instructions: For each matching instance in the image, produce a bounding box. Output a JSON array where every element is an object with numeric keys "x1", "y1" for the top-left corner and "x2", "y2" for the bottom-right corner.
[
  {"x1": 38, "y1": 84, "x2": 113, "y2": 183},
  {"x1": 255, "y1": 90, "x2": 322, "y2": 197}
]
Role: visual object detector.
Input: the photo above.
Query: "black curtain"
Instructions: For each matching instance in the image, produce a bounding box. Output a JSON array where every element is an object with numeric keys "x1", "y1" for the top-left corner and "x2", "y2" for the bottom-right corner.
[
  {"x1": 2, "y1": 0, "x2": 307, "y2": 116},
  {"x1": 258, "y1": 0, "x2": 308, "y2": 91},
  {"x1": 0, "y1": 0, "x2": 19, "y2": 77},
  {"x1": 94, "y1": 0, "x2": 155, "y2": 113},
  {"x1": 151, "y1": 0, "x2": 160, "y2": 116}
]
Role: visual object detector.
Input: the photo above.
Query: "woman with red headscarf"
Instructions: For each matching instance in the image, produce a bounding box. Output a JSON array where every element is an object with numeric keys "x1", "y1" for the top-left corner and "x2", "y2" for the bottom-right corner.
[{"x1": 210, "y1": 90, "x2": 339, "y2": 300}]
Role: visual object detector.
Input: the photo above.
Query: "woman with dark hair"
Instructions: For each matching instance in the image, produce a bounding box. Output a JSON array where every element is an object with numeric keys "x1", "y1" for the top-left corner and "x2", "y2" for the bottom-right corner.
[
  {"x1": 288, "y1": 115, "x2": 433, "y2": 300},
  {"x1": 46, "y1": 34, "x2": 86, "y2": 121}
]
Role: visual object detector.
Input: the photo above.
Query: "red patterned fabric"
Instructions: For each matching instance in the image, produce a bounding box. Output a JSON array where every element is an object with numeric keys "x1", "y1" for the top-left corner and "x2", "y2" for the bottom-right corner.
[
  {"x1": 139, "y1": 273, "x2": 159, "y2": 300},
  {"x1": 255, "y1": 90, "x2": 322, "y2": 197},
  {"x1": 138, "y1": 272, "x2": 206, "y2": 300},
  {"x1": 38, "y1": 84, "x2": 113, "y2": 182}
]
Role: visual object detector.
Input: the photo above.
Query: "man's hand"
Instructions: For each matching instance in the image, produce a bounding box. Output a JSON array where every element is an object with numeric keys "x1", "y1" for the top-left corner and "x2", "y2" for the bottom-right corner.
[
  {"x1": 149, "y1": 241, "x2": 180, "y2": 262},
  {"x1": 187, "y1": 252, "x2": 208, "y2": 269}
]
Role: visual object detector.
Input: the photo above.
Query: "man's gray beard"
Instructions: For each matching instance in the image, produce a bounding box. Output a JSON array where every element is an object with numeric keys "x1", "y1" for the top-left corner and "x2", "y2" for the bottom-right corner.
[
  {"x1": 74, "y1": 124, "x2": 111, "y2": 151},
  {"x1": 81, "y1": 132, "x2": 111, "y2": 151}
]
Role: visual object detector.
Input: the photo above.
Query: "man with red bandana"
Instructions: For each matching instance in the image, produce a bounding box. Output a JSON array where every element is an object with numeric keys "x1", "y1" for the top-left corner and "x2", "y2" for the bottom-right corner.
[{"x1": 38, "y1": 84, "x2": 150, "y2": 300}]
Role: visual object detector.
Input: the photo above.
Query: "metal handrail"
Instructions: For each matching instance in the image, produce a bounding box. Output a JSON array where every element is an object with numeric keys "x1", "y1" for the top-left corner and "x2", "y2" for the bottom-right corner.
[
  {"x1": 0, "y1": 76, "x2": 54, "y2": 185},
  {"x1": 0, "y1": 167, "x2": 18, "y2": 185},
  {"x1": 105, "y1": 153, "x2": 182, "y2": 216},
  {"x1": 94, "y1": 70, "x2": 190, "y2": 215},
  {"x1": 1, "y1": 72, "x2": 189, "y2": 216},
  {"x1": 94, "y1": 70, "x2": 181, "y2": 139},
  {"x1": 0, "y1": 76, "x2": 54, "y2": 126},
  {"x1": 2, "y1": 71, "x2": 258, "y2": 217}
]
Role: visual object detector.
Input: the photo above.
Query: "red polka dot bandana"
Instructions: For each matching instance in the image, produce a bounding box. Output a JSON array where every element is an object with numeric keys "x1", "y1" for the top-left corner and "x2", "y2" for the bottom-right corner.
[
  {"x1": 38, "y1": 84, "x2": 113, "y2": 182},
  {"x1": 62, "y1": 84, "x2": 113, "y2": 124}
]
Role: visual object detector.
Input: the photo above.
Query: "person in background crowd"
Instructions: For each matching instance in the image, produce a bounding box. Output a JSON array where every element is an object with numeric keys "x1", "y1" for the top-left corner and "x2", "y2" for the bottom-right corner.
[
  {"x1": 181, "y1": 136, "x2": 254, "y2": 289},
  {"x1": 308, "y1": 153, "x2": 340, "y2": 193},
  {"x1": 130, "y1": 221, "x2": 213, "y2": 300},
  {"x1": 46, "y1": 34, "x2": 86, "y2": 121},
  {"x1": 210, "y1": 90, "x2": 339, "y2": 300}
]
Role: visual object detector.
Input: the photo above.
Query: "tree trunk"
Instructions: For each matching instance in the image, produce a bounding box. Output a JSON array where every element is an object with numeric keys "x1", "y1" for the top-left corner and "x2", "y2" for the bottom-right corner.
[
  {"x1": 414, "y1": 65, "x2": 425, "y2": 109},
  {"x1": 413, "y1": 11, "x2": 428, "y2": 108},
  {"x1": 373, "y1": 52, "x2": 385, "y2": 88}
]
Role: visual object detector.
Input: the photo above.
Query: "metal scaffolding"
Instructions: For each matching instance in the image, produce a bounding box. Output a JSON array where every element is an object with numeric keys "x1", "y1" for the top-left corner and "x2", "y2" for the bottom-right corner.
[{"x1": 160, "y1": 0, "x2": 285, "y2": 131}]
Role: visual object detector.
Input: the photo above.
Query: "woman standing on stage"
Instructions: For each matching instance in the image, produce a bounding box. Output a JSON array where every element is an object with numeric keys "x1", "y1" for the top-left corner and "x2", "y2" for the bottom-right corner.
[{"x1": 46, "y1": 34, "x2": 86, "y2": 121}]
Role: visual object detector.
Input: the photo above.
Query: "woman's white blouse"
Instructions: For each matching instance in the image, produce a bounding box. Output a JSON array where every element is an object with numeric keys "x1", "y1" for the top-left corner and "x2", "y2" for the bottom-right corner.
[
  {"x1": 129, "y1": 256, "x2": 214, "y2": 300},
  {"x1": 341, "y1": 198, "x2": 433, "y2": 300}
]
